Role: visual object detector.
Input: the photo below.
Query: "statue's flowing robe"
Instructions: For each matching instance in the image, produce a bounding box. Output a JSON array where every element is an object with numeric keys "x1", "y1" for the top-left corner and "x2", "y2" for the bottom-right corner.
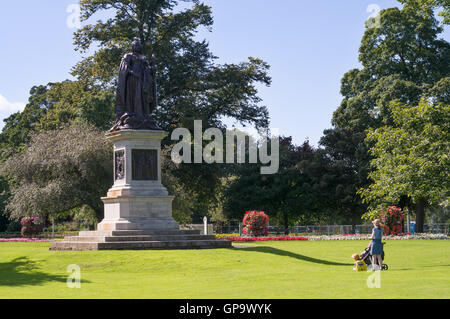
[{"x1": 115, "y1": 53, "x2": 154, "y2": 118}]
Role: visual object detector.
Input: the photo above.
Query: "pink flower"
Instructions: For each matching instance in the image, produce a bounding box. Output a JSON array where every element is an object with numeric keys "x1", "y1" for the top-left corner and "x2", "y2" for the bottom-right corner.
[
  {"x1": 243, "y1": 211, "x2": 269, "y2": 237},
  {"x1": 0, "y1": 238, "x2": 48, "y2": 242},
  {"x1": 218, "y1": 236, "x2": 308, "y2": 242}
]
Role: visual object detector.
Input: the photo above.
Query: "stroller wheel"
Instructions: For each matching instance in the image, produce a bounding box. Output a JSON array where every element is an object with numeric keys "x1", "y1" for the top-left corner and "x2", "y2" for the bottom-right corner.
[{"x1": 382, "y1": 264, "x2": 388, "y2": 271}]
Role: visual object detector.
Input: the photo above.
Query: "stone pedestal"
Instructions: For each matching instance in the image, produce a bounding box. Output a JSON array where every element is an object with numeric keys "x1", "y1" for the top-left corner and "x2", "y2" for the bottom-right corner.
[
  {"x1": 97, "y1": 130, "x2": 179, "y2": 231},
  {"x1": 50, "y1": 130, "x2": 232, "y2": 251}
]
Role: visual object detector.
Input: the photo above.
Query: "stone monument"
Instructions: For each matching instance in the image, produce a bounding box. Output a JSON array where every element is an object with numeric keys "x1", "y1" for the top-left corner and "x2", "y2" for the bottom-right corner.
[{"x1": 50, "y1": 39, "x2": 231, "y2": 250}]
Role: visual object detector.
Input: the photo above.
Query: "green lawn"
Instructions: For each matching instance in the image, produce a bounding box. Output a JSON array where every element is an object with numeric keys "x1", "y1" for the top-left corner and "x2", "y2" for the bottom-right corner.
[{"x1": 0, "y1": 240, "x2": 448, "y2": 299}]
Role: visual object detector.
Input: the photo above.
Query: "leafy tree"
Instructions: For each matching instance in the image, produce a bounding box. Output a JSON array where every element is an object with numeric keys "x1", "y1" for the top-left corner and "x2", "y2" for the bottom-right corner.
[
  {"x1": 223, "y1": 137, "x2": 323, "y2": 233},
  {"x1": 0, "y1": 82, "x2": 114, "y2": 154},
  {"x1": 39, "y1": 81, "x2": 115, "y2": 131},
  {"x1": 0, "y1": 177, "x2": 9, "y2": 232},
  {"x1": 321, "y1": 5, "x2": 449, "y2": 224},
  {"x1": 70, "y1": 0, "x2": 271, "y2": 217},
  {"x1": 0, "y1": 122, "x2": 112, "y2": 222},
  {"x1": 359, "y1": 99, "x2": 449, "y2": 232},
  {"x1": 0, "y1": 1, "x2": 270, "y2": 222},
  {"x1": 161, "y1": 146, "x2": 196, "y2": 224},
  {"x1": 73, "y1": 205, "x2": 99, "y2": 229},
  {"x1": 334, "y1": 6, "x2": 449, "y2": 132},
  {"x1": 312, "y1": 129, "x2": 371, "y2": 224},
  {"x1": 72, "y1": 0, "x2": 270, "y2": 130},
  {"x1": 0, "y1": 85, "x2": 50, "y2": 153},
  {"x1": 0, "y1": 86, "x2": 52, "y2": 227},
  {"x1": 399, "y1": 0, "x2": 450, "y2": 24}
]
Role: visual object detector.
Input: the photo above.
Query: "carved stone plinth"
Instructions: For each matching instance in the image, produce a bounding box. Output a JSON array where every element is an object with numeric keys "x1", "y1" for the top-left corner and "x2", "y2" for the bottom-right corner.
[{"x1": 97, "y1": 130, "x2": 179, "y2": 231}]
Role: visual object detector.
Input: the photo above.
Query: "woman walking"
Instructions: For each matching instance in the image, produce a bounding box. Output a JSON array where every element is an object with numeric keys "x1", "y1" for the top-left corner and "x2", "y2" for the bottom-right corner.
[{"x1": 370, "y1": 219, "x2": 383, "y2": 270}]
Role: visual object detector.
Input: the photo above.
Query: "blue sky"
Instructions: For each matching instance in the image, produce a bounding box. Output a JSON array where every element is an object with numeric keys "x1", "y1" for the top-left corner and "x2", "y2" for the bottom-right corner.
[{"x1": 0, "y1": 0, "x2": 448, "y2": 146}]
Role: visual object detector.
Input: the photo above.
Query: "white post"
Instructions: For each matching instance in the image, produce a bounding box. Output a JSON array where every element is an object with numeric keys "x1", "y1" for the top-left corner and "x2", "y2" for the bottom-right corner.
[
  {"x1": 52, "y1": 216, "x2": 55, "y2": 239},
  {"x1": 203, "y1": 216, "x2": 208, "y2": 235},
  {"x1": 406, "y1": 207, "x2": 411, "y2": 233}
]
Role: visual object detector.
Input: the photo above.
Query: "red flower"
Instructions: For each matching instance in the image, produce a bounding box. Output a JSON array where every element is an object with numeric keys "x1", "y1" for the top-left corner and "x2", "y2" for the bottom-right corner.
[
  {"x1": 381, "y1": 206, "x2": 404, "y2": 235},
  {"x1": 243, "y1": 211, "x2": 269, "y2": 237}
]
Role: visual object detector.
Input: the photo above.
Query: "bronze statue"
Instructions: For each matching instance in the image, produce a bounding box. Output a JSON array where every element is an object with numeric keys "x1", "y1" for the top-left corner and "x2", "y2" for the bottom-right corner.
[{"x1": 110, "y1": 38, "x2": 161, "y2": 131}]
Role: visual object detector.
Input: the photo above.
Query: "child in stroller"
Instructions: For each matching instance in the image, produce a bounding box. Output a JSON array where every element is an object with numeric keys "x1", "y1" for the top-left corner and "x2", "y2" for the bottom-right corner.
[{"x1": 360, "y1": 241, "x2": 388, "y2": 270}]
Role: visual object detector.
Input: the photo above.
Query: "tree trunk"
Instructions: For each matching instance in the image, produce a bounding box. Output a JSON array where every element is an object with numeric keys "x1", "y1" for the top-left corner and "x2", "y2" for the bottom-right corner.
[
  {"x1": 283, "y1": 212, "x2": 289, "y2": 235},
  {"x1": 92, "y1": 206, "x2": 102, "y2": 231},
  {"x1": 415, "y1": 198, "x2": 426, "y2": 233},
  {"x1": 351, "y1": 213, "x2": 361, "y2": 233}
]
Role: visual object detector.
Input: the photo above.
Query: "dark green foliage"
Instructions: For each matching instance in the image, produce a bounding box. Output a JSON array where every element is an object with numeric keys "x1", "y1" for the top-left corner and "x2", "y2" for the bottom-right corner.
[
  {"x1": 314, "y1": 129, "x2": 371, "y2": 224},
  {"x1": 223, "y1": 138, "x2": 325, "y2": 230},
  {"x1": 359, "y1": 99, "x2": 450, "y2": 232},
  {"x1": 398, "y1": 0, "x2": 450, "y2": 25},
  {"x1": 39, "y1": 81, "x2": 115, "y2": 131}
]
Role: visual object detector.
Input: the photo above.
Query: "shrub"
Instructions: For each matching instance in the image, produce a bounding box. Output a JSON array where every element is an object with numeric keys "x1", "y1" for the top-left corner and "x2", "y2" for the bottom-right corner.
[
  {"x1": 0, "y1": 214, "x2": 8, "y2": 232},
  {"x1": 0, "y1": 123, "x2": 112, "y2": 222},
  {"x1": 380, "y1": 206, "x2": 404, "y2": 235},
  {"x1": 20, "y1": 216, "x2": 42, "y2": 238},
  {"x1": 242, "y1": 211, "x2": 269, "y2": 237},
  {"x1": 6, "y1": 220, "x2": 21, "y2": 233},
  {"x1": 215, "y1": 233, "x2": 240, "y2": 239}
]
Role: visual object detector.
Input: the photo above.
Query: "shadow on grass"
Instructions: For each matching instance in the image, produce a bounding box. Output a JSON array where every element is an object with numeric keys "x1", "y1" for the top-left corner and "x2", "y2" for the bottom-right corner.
[
  {"x1": 0, "y1": 256, "x2": 89, "y2": 287},
  {"x1": 395, "y1": 264, "x2": 450, "y2": 271},
  {"x1": 239, "y1": 246, "x2": 353, "y2": 266}
]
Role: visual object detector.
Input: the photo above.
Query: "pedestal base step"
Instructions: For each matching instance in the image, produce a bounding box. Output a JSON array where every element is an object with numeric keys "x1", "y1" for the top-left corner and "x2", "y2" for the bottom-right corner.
[
  {"x1": 49, "y1": 229, "x2": 232, "y2": 251},
  {"x1": 78, "y1": 229, "x2": 201, "y2": 236}
]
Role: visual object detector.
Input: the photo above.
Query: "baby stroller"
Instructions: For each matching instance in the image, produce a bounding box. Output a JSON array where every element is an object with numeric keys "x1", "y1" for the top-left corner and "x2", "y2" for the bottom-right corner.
[{"x1": 360, "y1": 242, "x2": 388, "y2": 270}]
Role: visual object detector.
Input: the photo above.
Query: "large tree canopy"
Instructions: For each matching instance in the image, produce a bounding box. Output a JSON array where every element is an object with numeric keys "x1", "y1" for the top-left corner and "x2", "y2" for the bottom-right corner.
[
  {"x1": 334, "y1": 6, "x2": 449, "y2": 131},
  {"x1": 72, "y1": 0, "x2": 270, "y2": 131},
  {"x1": 399, "y1": 0, "x2": 450, "y2": 25},
  {"x1": 0, "y1": 0, "x2": 272, "y2": 222},
  {"x1": 2, "y1": 0, "x2": 447, "y2": 229},
  {"x1": 0, "y1": 82, "x2": 114, "y2": 154},
  {"x1": 360, "y1": 99, "x2": 449, "y2": 231},
  {"x1": 319, "y1": 5, "x2": 449, "y2": 224},
  {"x1": 70, "y1": 0, "x2": 271, "y2": 217}
]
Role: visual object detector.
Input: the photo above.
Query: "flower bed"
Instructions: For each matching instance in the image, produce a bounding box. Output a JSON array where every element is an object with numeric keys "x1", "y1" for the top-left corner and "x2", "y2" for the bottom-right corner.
[
  {"x1": 218, "y1": 236, "x2": 308, "y2": 242},
  {"x1": 0, "y1": 238, "x2": 50, "y2": 242},
  {"x1": 305, "y1": 233, "x2": 449, "y2": 241},
  {"x1": 0, "y1": 232, "x2": 78, "y2": 239},
  {"x1": 20, "y1": 216, "x2": 43, "y2": 238},
  {"x1": 216, "y1": 232, "x2": 449, "y2": 242},
  {"x1": 399, "y1": 233, "x2": 450, "y2": 240},
  {"x1": 215, "y1": 233, "x2": 241, "y2": 239}
]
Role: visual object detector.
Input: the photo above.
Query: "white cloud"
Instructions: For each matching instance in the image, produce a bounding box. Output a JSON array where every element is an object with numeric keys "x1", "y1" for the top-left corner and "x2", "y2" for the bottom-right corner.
[{"x1": 0, "y1": 94, "x2": 26, "y2": 112}]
